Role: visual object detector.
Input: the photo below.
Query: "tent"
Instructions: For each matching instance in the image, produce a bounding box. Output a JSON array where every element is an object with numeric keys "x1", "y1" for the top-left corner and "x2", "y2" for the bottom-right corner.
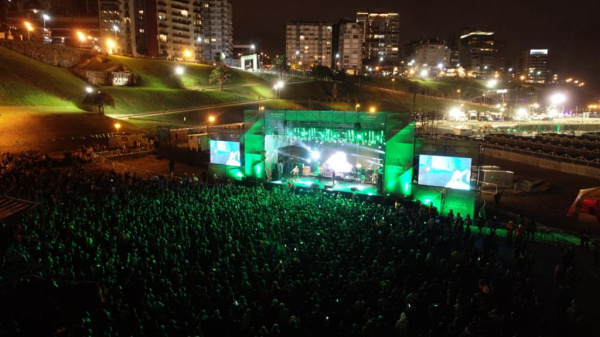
[{"x1": 567, "y1": 187, "x2": 600, "y2": 223}]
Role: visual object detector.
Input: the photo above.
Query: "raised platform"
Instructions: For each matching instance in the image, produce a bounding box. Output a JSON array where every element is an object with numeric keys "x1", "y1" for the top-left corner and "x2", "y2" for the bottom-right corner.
[{"x1": 268, "y1": 176, "x2": 380, "y2": 196}]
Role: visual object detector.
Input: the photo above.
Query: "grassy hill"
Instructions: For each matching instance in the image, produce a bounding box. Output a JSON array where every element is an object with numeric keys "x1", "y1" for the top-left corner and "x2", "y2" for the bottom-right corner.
[{"x1": 0, "y1": 47, "x2": 88, "y2": 108}]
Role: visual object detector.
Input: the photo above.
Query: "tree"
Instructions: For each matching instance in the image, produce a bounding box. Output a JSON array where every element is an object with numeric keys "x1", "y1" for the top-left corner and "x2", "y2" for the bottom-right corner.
[
  {"x1": 94, "y1": 92, "x2": 115, "y2": 114},
  {"x1": 209, "y1": 65, "x2": 231, "y2": 91},
  {"x1": 311, "y1": 65, "x2": 333, "y2": 79},
  {"x1": 272, "y1": 55, "x2": 289, "y2": 78},
  {"x1": 214, "y1": 52, "x2": 225, "y2": 65}
]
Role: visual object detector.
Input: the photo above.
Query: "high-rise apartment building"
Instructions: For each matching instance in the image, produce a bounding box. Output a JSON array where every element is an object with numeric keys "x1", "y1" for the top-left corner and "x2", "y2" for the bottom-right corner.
[
  {"x1": 459, "y1": 30, "x2": 496, "y2": 77},
  {"x1": 199, "y1": 0, "x2": 233, "y2": 62},
  {"x1": 518, "y1": 49, "x2": 550, "y2": 83},
  {"x1": 337, "y1": 20, "x2": 363, "y2": 75},
  {"x1": 356, "y1": 11, "x2": 399, "y2": 64},
  {"x1": 286, "y1": 21, "x2": 333, "y2": 68},
  {"x1": 98, "y1": 0, "x2": 232, "y2": 62}
]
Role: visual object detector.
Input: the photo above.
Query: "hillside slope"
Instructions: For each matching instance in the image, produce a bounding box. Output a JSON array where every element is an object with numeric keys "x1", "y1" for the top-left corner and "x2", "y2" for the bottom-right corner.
[{"x1": 0, "y1": 47, "x2": 88, "y2": 108}]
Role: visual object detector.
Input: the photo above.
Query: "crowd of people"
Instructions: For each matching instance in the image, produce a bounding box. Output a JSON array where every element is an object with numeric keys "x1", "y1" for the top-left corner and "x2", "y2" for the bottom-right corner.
[{"x1": 0, "y1": 151, "x2": 586, "y2": 336}]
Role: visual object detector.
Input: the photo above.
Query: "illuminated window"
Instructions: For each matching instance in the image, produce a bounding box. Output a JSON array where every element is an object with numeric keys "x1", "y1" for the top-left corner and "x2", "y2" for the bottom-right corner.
[
  {"x1": 181, "y1": 10, "x2": 188, "y2": 17},
  {"x1": 204, "y1": 3, "x2": 209, "y2": 7},
  {"x1": 138, "y1": 10, "x2": 143, "y2": 14},
  {"x1": 159, "y1": 34, "x2": 167, "y2": 42},
  {"x1": 139, "y1": 29, "x2": 145, "y2": 33}
]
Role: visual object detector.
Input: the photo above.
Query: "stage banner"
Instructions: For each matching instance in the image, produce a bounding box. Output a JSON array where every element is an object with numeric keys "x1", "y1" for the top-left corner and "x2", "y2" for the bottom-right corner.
[
  {"x1": 412, "y1": 185, "x2": 476, "y2": 217},
  {"x1": 442, "y1": 189, "x2": 476, "y2": 218},
  {"x1": 417, "y1": 138, "x2": 481, "y2": 165},
  {"x1": 243, "y1": 110, "x2": 265, "y2": 180},
  {"x1": 384, "y1": 113, "x2": 414, "y2": 197}
]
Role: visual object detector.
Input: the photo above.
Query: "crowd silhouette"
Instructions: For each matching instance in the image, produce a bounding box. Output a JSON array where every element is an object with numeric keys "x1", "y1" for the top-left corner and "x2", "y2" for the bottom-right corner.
[{"x1": 0, "y1": 152, "x2": 581, "y2": 337}]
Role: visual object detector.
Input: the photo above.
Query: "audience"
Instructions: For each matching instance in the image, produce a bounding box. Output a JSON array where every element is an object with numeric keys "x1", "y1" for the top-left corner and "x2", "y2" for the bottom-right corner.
[{"x1": 0, "y1": 151, "x2": 576, "y2": 337}]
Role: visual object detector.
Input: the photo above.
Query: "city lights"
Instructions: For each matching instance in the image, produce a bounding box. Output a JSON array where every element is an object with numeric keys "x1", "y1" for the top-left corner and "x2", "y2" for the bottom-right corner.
[{"x1": 175, "y1": 66, "x2": 185, "y2": 75}]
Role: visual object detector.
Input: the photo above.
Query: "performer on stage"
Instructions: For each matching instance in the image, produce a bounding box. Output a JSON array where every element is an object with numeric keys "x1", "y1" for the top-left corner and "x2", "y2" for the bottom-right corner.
[
  {"x1": 371, "y1": 171, "x2": 379, "y2": 185},
  {"x1": 291, "y1": 165, "x2": 300, "y2": 179}
]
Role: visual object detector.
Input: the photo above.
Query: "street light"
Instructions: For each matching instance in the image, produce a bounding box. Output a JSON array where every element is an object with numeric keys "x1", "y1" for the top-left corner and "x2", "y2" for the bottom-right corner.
[
  {"x1": 369, "y1": 106, "x2": 376, "y2": 113},
  {"x1": 114, "y1": 123, "x2": 121, "y2": 134},
  {"x1": 24, "y1": 21, "x2": 34, "y2": 41},
  {"x1": 355, "y1": 103, "x2": 360, "y2": 111},
  {"x1": 487, "y1": 79, "x2": 498, "y2": 88},
  {"x1": 42, "y1": 14, "x2": 50, "y2": 31},
  {"x1": 106, "y1": 38, "x2": 115, "y2": 54},
  {"x1": 183, "y1": 49, "x2": 192, "y2": 60},
  {"x1": 175, "y1": 66, "x2": 184, "y2": 75},
  {"x1": 550, "y1": 93, "x2": 566, "y2": 105},
  {"x1": 208, "y1": 115, "x2": 216, "y2": 123},
  {"x1": 250, "y1": 44, "x2": 255, "y2": 55},
  {"x1": 85, "y1": 86, "x2": 93, "y2": 93},
  {"x1": 273, "y1": 80, "x2": 284, "y2": 99}
]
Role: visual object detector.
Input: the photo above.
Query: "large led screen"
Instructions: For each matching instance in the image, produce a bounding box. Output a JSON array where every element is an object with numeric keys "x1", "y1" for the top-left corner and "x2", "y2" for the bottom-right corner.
[
  {"x1": 210, "y1": 140, "x2": 241, "y2": 167},
  {"x1": 418, "y1": 155, "x2": 472, "y2": 190}
]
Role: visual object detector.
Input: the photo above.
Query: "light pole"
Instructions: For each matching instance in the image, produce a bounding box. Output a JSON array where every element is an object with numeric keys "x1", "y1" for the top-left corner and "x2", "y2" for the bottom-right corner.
[
  {"x1": 250, "y1": 44, "x2": 255, "y2": 55},
  {"x1": 335, "y1": 53, "x2": 339, "y2": 71},
  {"x1": 208, "y1": 115, "x2": 215, "y2": 135},
  {"x1": 273, "y1": 81, "x2": 284, "y2": 99},
  {"x1": 112, "y1": 25, "x2": 119, "y2": 38},
  {"x1": 24, "y1": 21, "x2": 33, "y2": 42},
  {"x1": 106, "y1": 38, "x2": 116, "y2": 54},
  {"x1": 42, "y1": 14, "x2": 50, "y2": 31},
  {"x1": 114, "y1": 123, "x2": 121, "y2": 134}
]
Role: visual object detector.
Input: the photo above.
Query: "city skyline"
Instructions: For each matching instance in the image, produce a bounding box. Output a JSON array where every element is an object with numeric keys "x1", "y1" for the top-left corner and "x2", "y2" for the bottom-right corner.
[{"x1": 231, "y1": 0, "x2": 600, "y2": 91}]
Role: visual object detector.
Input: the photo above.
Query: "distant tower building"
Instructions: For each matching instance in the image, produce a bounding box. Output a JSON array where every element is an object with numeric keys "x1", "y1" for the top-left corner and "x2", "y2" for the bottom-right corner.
[
  {"x1": 337, "y1": 20, "x2": 363, "y2": 75},
  {"x1": 518, "y1": 49, "x2": 550, "y2": 83},
  {"x1": 286, "y1": 21, "x2": 333, "y2": 68},
  {"x1": 200, "y1": 0, "x2": 234, "y2": 62},
  {"x1": 356, "y1": 11, "x2": 399, "y2": 65},
  {"x1": 98, "y1": 0, "x2": 232, "y2": 62},
  {"x1": 459, "y1": 30, "x2": 496, "y2": 78},
  {"x1": 411, "y1": 38, "x2": 450, "y2": 69}
]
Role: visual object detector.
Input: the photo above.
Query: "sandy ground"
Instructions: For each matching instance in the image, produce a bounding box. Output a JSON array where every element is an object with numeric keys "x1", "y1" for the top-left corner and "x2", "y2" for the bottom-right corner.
[
  {"x1": 482, "y1": 156, "x2": 600, "y2": 234},
  {"x1": 0, "y1": 106, "x2": 146, "y2": 154}
]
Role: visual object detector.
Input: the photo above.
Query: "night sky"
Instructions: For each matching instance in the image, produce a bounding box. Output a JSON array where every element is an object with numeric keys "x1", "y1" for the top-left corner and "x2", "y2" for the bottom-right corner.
[{"x1": 231, "y1": 0, "x2": 600, "y2": 93}]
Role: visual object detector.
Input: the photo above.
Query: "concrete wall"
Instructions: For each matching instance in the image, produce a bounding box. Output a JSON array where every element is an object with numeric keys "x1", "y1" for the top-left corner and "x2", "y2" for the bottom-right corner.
[
  {"x1": 485, "y1": 147, "x2": 600, "y2": 179},
  {"x1": 71, "y1": 68, "x2": 134, "y2": 86},
  {"x1": 0, "y1": 40, "x2": 99, "y2": 68}
]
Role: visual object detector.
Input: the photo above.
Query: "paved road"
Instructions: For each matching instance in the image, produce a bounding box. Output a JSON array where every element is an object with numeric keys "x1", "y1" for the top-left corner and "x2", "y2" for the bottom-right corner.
[{"x1": 107, "y1": 99, "x2": 271, "y2": 120}]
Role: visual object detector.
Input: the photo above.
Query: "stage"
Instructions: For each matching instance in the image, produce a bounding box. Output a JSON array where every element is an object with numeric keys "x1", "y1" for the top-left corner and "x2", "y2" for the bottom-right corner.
[{"x1": 268, "y1": 176, "x2": 380, "y2": 195}]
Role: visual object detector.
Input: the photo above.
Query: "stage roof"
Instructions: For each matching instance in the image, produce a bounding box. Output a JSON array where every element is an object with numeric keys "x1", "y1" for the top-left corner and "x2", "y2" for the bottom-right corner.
[{"x1": 0, "y1": 197, "x2": 39, "y2": 222}]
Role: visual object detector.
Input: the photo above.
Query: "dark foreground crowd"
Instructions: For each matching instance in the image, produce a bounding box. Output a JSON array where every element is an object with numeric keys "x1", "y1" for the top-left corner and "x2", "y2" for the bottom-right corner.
[{"x1": 0, "y1": 152, "x2": 584, "y2": 337}]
